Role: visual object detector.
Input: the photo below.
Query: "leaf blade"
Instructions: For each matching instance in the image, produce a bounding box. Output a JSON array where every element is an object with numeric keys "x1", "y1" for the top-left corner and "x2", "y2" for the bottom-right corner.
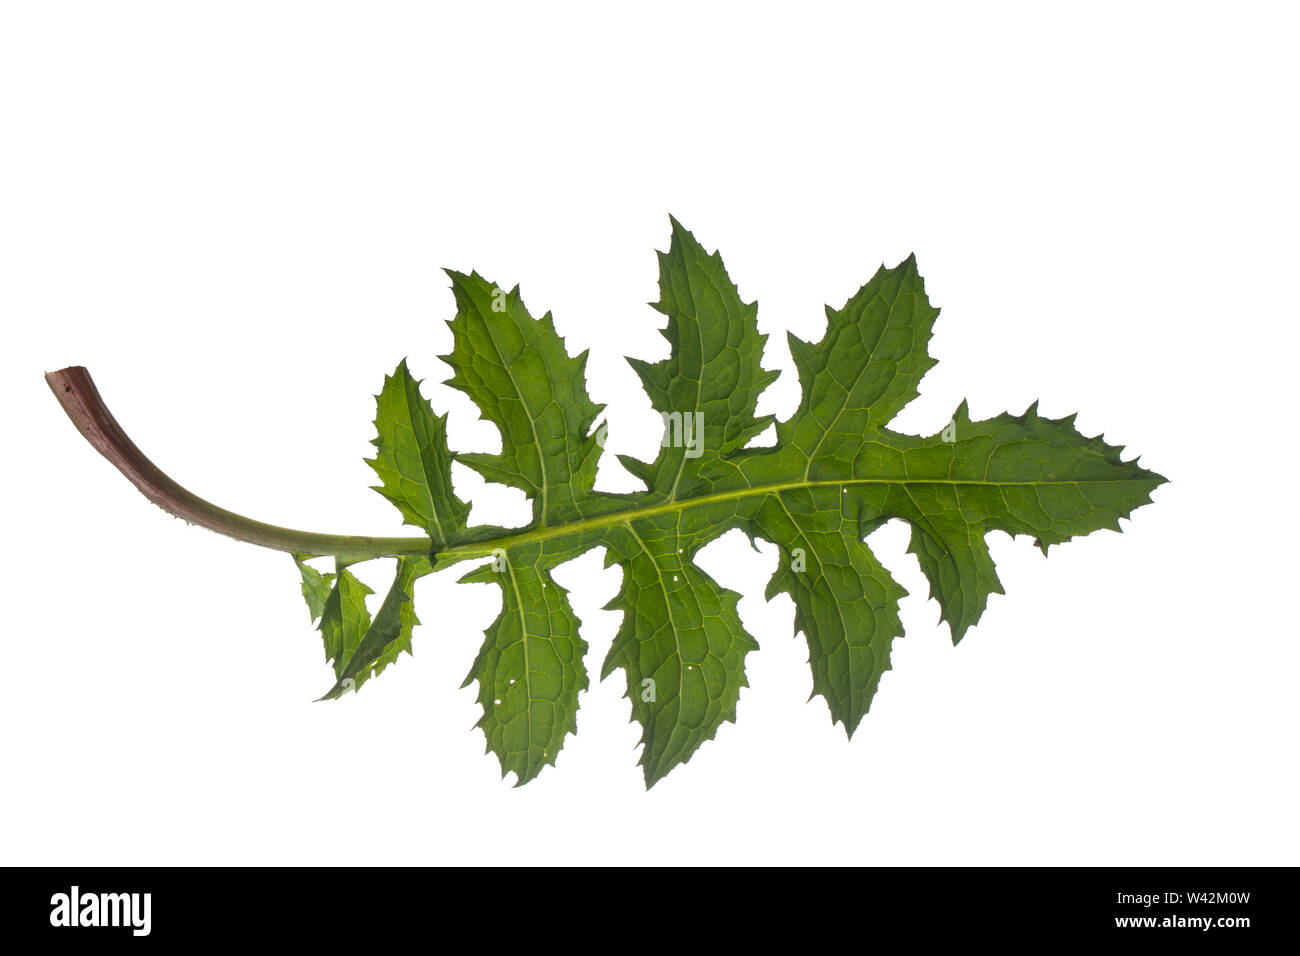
[
  {"x1": 443, "y1": 272, "x2": 604, "y2": 526},
  {"x1": 318, "y1": 555, "x2": 432, "y2": 699},
  {"x1": 367, "y1": 359, "x2": 469, "y2": 547},
  {"x1": 460, "y1": 546, "x2": 588, "y2": 785},
  {"x1": 602, "y1": 519, "x2": 757, "y2": 787}
]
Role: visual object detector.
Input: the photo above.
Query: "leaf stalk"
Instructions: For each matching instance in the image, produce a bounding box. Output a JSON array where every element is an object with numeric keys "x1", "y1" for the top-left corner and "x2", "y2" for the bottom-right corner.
[{"x1": 45, "y1": 366, "x2": 432, "y2": 563}]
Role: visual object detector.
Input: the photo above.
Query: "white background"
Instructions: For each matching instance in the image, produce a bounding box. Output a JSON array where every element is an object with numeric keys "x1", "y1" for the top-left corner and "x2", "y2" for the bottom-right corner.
[{"x1": 2, "y1": 2, "x2": 1297, "y2": 865}]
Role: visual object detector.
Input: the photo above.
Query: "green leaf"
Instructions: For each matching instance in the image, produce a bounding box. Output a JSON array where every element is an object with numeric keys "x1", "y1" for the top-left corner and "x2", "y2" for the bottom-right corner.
[
  {"x1": 317, "y1": 563, "x2": 373, "y2": 678},
  {"x1": 47, "y1": 214, "x2": 1166, "y2": 786},
  {"x1": 623, "y1": 215, "x2": 779, "y2": 499},
  {"x1": 366, "y1": 360, "x2": 470, "y2": 548},
  {"x1": 443, "y1": 271, "x2": 604, "y2": 527},
  {"x1": 601, "y1": 519, "x2": 756, "y2": 787},
  {"x1": 299, "y1": 555, "x2": 432, "y2": 699},
  {"x1": 459, "y1": 545, "x2": 588, "y2": 785},
  {"x1": 319, "y1": 555, "x2": 432, "y2": 698},
  {"x1": 282, "y1": 218, "x2": 1164, "y2": 785},
  {"x1": 755, "y1": 501, "x2": 905, "y2": 735}
]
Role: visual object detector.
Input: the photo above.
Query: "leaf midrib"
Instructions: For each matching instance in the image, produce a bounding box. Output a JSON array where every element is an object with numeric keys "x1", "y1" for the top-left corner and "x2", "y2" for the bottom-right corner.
[{"x1": 438, "y1": 473, "x2": 1154, "y2": 562}]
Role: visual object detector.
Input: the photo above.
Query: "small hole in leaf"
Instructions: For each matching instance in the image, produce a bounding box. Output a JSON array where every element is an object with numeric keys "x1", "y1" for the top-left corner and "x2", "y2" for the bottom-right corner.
[{"x1": 64, "y1": 385, "x2": 72, "y2": 393}]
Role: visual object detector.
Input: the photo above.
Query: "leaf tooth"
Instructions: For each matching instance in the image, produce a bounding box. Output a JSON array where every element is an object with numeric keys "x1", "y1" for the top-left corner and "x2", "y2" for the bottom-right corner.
[
  {"x1": 950, "y1": 398, "x2": 973, "y2": 429},
  {"x1": 786, "y1": 330, "x2": 818, "y2": 378}
]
